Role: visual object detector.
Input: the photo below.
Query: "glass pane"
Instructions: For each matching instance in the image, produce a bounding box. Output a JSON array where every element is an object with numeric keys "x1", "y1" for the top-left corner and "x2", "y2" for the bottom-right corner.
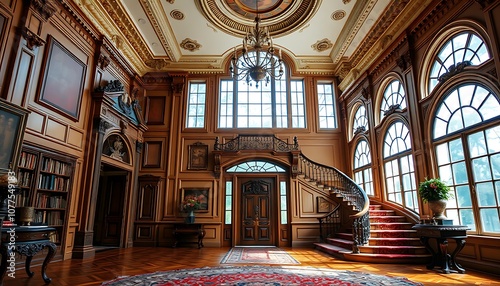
[
  {"x1": 480, "y1": 208, "x2": 500, "y2": 233},
  {"x1": 476, "y1": 182, "x2": 496, "y2": 207},
  {"x1": 449, "y1": 139, "x2": 464, "y2": 162},
  {"x1": 456, "y1": 185, "x2": 472, "y2": 207},
  {"x1": 438, "y1": 165, "x2": 453, "y2": 184},
  {"x1": 472, "y1": 157, "x2": 492, "y2": 181},
  {"x1": 469, "y1": 131, "x2": 487, "y2": 158},
  {"x1": 436, "y1": 143, "x2": 450, "y2": 165},
  {"x1": 460, "y1": 209, "x2": 476, "y2": 230},
  {"x1": 486, "y1": 126, "x2": 500, "y2": 153},
  {"x1": 452, "y1": 162, "x2": 468, "y2": 184}
]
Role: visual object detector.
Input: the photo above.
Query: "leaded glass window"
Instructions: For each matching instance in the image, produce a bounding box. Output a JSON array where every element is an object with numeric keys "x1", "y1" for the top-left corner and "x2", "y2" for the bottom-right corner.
[
  {"x1": 383, "y1": 121, "x2": 418, "y2": 212},
  {"x1": 186, "y1": 82, "x2": 206, "y2": 128},
  {"x1": 428, "y1": 32, "x2": 491, "y2": 95},
  {"x1": 353, "y1": 105, "x2": 369, "y2": 136},
  {"x1": 380, "y1": 80, "x2": 406, "y2": 122},
  {"x1": 354, "y1": 140, "x2": 373, "y2": 196}
]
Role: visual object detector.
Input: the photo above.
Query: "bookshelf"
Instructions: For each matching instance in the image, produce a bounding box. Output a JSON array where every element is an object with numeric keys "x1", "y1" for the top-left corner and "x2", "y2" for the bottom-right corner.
[{"x1": 16, "y1": 146, "x2": 75, "y2": 245}]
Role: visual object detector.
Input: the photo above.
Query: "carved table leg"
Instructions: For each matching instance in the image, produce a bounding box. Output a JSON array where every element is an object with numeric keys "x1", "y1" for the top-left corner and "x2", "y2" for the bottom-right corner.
[
  {"x1": 450, "y1": 238, "x2": 466, "y2": 273},
  {"x1": 41, "y1": 242, "x2": 57, "y2": 283},
  {"x1": 437, "y1": 238, "x2": 450, "y2": 274},
  {"x1": 25, "y1": 255, "x2": 34, "y2": 277}
]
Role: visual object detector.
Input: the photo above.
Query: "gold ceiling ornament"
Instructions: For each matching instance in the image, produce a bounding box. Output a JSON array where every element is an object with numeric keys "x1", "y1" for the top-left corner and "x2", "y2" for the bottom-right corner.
[
  {"x1": 145, "y1": 59, "x2": 168, "y2": 70},
  {"x1": 311, "y1": 38, "x2": 333, "y2": 52},
  {"x1": 229, "y1": 3, "x2": 283, "y2": 88},
  {"x1": 331, "y1": 10, "x2": 346, "y2": 21},
  {"x1": 170, "y1": 9, "x2": 184, "y2": 20},
  {"x1": 180, "y1": 38, "x2": 202, "y2": 52},
  {"x1": 197, "y1": 0, "x2": 321, "y2": 37}
]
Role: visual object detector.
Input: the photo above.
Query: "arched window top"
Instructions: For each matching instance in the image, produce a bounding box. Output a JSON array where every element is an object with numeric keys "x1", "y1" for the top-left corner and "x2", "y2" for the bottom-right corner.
[
  {"x1": 353, "y1": 105, "x2": 369, "y2": 136},
  {"x1": 226, "y1": 160, "x2": 286, "y2": 173},
  {"x1": 383, "y1": 121, "x2": 412, "y2": 158},
  {"x1": 354, "y1": 140, "x2": 371, "y2": 169},
  {"x1": 380, "y1": 79, "x2": 406, "y2": 122},
  {"x1": 433, "y1": 83, "x2": 500, "y2": 140},
  {"x1": 428, "y1": 31, "x2": 491, "y2": 95}
]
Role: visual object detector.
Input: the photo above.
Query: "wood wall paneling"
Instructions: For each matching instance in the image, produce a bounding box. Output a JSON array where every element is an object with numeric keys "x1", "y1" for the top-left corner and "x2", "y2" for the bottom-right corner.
[
  {"x1": 10, "y1": 49, "x2": 34, "y2": 106},
  {"x1": 146, "y1": 96, "x2": 166, "y2": 125},
  {"x1": 142, "y1": 140, "x2": 164, "y2": 168},
  {"x1": 46, "y1": 117, "x2": 67, "y2": 141}
]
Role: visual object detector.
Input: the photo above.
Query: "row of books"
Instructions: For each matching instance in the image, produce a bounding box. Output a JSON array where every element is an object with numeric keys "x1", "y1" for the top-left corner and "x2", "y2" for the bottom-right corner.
[
  {"x1": 15, "y1": 191, "x2": 29, "y2": 206},
  {"x1": 36, "y1": 193, "x2": 67, "y2": 209},
  {"x1": 17, "y1": 171, "x2": 34, "y2": 188},
  {"x1": 34, "y1": 210, "x2": 64, "y2": 226},
  {"x1": 41, "y1": 157, "x2": 71, "y2": 175},
  {"x1": 38, "y1": 174, "x2": 70, "y2": 191},
  {"x1": 19, "y1": 152, "x2": 38, "y2": 169}
]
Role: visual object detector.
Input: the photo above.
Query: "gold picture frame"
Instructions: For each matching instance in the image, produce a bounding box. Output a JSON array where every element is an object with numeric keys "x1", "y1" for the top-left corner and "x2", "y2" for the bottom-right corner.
[
  {"x1": 0, "y1": 99, "x2": 30, "y2": 174},
  {"x1": 188, "y1": 142, "x2": 208, "y2": 170},
  {"x1": 181, "y1": 188, "x2": 210, "y2": 213}
]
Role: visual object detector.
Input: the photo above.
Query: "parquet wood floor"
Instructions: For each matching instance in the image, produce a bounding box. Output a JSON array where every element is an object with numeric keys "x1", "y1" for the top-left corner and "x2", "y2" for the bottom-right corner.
[{"x1": 4, "y1": 247, "x2": 499, "y2": 286}]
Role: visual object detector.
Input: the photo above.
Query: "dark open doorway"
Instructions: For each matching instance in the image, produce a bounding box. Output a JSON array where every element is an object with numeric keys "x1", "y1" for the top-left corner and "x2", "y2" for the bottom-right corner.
[{"x1": 93, "y1": 164, "x2": 129, "y2": 248}]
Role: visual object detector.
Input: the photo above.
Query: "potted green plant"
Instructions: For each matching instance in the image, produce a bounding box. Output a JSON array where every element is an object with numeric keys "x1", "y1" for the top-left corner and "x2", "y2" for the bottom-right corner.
[{"x1": 418, "y1": 178, "x2": 453, "y2": 219}]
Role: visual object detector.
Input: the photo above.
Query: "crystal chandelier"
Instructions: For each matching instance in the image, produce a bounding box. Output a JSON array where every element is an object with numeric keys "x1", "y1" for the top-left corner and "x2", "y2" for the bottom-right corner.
[{"x1": 229, "y1": 8, "x2": 283, "y2": 88}]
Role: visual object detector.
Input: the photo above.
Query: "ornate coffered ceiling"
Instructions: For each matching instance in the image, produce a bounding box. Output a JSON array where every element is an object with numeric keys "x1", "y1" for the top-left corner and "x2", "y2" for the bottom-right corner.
[{"x1": 72, "y1": 0, "x2": 433, "y2": 89}]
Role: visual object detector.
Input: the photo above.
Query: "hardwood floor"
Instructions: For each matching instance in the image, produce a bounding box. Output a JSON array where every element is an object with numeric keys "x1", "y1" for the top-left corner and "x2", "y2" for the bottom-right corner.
[{"x1": 5, "y1": 247, "x2": 500, "y2": 286}]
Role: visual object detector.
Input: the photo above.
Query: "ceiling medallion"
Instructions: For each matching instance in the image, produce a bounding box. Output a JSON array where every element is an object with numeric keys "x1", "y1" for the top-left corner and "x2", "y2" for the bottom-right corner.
[
  {"x1": 170, "y1": 10, "x2": 184, "y2": 20},
  {"x1": 197, "y1": 0, "x2": 321, "y2": 37},
  {"x1": 180, "y1": 38, "x2": 202, "y2": 52},
  {"x1": 311, "y1": 38, "x2": 333, "y2": 52},
  {"x1": 145, "y1": 59, "x2": 168, "y2": 70},
  {"x1": 331, "y1": 10, "x2": 346, "y2": 21}
]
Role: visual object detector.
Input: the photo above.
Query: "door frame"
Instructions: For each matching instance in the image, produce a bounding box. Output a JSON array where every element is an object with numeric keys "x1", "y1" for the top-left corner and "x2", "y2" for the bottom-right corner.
[{"x1": 231, "y1": 173, "x2": 285, "y2": 247}]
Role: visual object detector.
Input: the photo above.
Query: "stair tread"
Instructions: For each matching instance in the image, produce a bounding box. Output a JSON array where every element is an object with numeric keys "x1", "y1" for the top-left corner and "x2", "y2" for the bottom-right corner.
[
  {"x1": 326, "y1": 238, "x2": 352, "y2": 244},
  {"x1": 370, "y1": 229, "x2": 416, "y2": 232},
  {"x1": 370, "y1": 222, "x2": 413, "y2": 225},
  {"x1": 360, "y1": 245, "x2": 426, "y2": 249},
  {"x1": 348, "y1": 253, "x2": 431, "y2": 258},
  {"x1": 314, "y1": 243, "x2": 350, "y2": 252},
  {"x1": 370, "y1": 237, "x2": 420, "y2": 241}
]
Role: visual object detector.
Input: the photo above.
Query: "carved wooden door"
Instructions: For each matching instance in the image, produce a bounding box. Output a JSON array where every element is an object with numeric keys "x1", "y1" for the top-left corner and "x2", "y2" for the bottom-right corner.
[{"x1": 238, "y1": 177, "x2": 275, "y2": 246}]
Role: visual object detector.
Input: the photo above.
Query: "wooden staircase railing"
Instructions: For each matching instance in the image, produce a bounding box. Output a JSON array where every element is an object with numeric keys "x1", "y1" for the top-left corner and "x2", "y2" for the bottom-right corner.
[
  {"x1": 213, "y1": 135, "x2": 370, "y2": 253},
  {"x1": 297, "y1": 153, "x2": 370, "y2": 253}
]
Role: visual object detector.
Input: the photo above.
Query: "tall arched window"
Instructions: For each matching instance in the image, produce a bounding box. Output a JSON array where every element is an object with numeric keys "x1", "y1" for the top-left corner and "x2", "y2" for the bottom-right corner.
[
  {"x1": 383, "y1": 121, "x2": 418, "y2": 212},
  {"x1": 353, "y1": 105, "x2": 369, "y2": 136},
  {"x1": 219, "y1": 51, "x2": 306, "y2": 129},
  {"x1": 380, "y1": 80, "x2": 406, "y2": 123},
  {"x1": 428, "y1": 31, "x2": 491, "y2": 95},
  {"x1": 432, "y1": 83, "x2": 500, "y2": 234},
  {"x1": 354, "y1": 140, "x2": 373, "y2": 196}
]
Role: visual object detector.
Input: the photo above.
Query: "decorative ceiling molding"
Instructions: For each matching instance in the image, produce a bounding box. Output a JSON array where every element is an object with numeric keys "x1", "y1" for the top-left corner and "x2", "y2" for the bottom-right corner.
[
  {"x1": 311, "y1": 39, "x2": 333, "y2": 52},
  {"x1": 339, "y1": 0, "x2": 433, "y2": 91},
  {"x1": 180, "y1": 38, "x2": 202, "y2": 52},
  {"x1": 331, "y1": 0, "x2": 377, "y2": 64},
  {"x1": 196, "y1": 0, "x2": 321, "y2": 37}
]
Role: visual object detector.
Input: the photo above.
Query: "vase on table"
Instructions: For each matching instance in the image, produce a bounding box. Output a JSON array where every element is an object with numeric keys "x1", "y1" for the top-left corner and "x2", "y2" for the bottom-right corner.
[
  {"x1": 428, "y1": 200, "x2": 447, "y2": 220},
  {"x1": 185, "y1": 210, "x2": 195, "y2": 223}
]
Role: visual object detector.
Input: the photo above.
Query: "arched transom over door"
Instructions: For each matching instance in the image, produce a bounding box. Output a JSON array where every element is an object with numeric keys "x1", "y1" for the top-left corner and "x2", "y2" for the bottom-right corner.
[{"x1": 239, "y1": 177, "x2": 276, "y2": 246}]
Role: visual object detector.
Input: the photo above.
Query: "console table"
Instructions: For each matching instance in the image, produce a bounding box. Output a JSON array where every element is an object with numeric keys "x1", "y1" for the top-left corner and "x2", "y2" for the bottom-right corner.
[
  {"x1": 0, "y1": 226, "x2": 57, "y2": 285},
  {"x1": 172, "y1": 223, "x2": 205, "y2": 248},
  {"x1": 412, "y1": 224, "x2": 469, "y2": 274}
]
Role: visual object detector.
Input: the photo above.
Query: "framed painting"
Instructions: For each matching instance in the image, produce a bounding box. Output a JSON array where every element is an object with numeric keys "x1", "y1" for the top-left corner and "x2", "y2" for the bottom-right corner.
[
  {"x1": 188, "y1": 142, "x2": 208, "y2": 170},
  {"x1": 37, "y1": 35, "x2": 86, "y2": 121},
  {"x1": 0, "y1": 99, "x2": 30, "y2": 174},
  {"x1": 181, "y1": 188, "x2": 210, "y2": 212}
]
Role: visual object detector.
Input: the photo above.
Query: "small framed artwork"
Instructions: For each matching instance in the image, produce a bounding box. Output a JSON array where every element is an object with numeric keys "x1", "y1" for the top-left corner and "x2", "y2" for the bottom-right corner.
[
  {"x1": 181, "y1": 188, "x2": 210, "y2": 212},
  {"x1": 188, "y1": 142, "x2": 208, "y2": 170},
  {"x1": 37, "y1": 35, "x2": 86, "y2": 121},
  {"x1": 317, "y1": 196, "x2": 333, "y2": 213},
  {"x1": 0, "y1": 99, "x2": 30, "y2": 174}
]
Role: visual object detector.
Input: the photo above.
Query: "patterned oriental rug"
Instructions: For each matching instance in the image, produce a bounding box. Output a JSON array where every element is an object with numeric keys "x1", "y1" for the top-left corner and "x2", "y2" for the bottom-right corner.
[
  {"x1": 101, "y1": 266, "x2": 422, "y2": 286},
  {"x1": 220, "y1": 247, "x2": 300, "y2": 264}
]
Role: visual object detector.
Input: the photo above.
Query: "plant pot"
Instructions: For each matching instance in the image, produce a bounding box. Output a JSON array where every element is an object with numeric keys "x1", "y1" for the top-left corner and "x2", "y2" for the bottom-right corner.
[
  {"x1": 428, "y1": 200, "x2": 447, "y2": 219},
  {"x1": 185, "y1": 210, "x2": 195, "y2": 224}
]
